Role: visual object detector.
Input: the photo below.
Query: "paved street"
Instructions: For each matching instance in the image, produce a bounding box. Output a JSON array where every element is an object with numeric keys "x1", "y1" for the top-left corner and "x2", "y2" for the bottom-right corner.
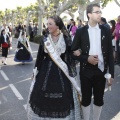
[{"x1": 0, "y1": 38, "x2": 120, "y2": 120}]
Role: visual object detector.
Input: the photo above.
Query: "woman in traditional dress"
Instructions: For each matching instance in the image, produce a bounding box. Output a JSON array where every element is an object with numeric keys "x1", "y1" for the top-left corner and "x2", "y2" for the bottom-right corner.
[
  {"x1": 1, "y1": 29, "x2": 10, "y2": 65},
  {"x1": 27, "y1": 15, "x2": 81, "y2": 120},
  {"x1": 14, "y1": 31, "x2": 33, "y2": 64}
]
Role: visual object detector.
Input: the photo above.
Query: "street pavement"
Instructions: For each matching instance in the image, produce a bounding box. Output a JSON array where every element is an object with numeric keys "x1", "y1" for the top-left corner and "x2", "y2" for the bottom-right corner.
[{"x1": 0, "y1": 38, "x2": 120, "y2": 120}]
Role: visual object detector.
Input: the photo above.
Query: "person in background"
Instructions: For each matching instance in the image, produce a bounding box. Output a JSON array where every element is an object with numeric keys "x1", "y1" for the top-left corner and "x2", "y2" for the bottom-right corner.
[
  {"x1": 109, "y1": 20, "x2": 116, "y2": 63},
  {"x1": 67, "y1": 18, "x2": 74, "y2": 33},
  {"x1": 28, "y1": 23, "x2": 32, "y2": 36},
  {"x1": 0, "y1": 29, "x2": 10, "y2": 65},
  {"x1": 70, "y1": 21, "x2": 77, "y2": 41},
  {"x1": 33, "y1": 23, "x2": 38, "y2": 36},
  {"x1": 17, "y1": 23, "x2": 22, "y2": 34},
  {"x1": 29, "y1": 24, "x2": 34, "y2": 42},
  {"x1": 77, "y1": 19, "x2": 84, "y2": 29},
  {"x1": 0, "y1": 35, "x2": 1, "y2": 51},
  {"x1": 113, "y1": 15, "x2": 120, "y2": 66},
  {"x1": 42, "y1": 23, "x2": 49, "y2": 36},
  {"x1": 71, "y1": 3, "x2": 114, "y2": 120},
  {"x1": 14, "y1": 31, "x2": 33, "y2": 65},
  {"x1": 1, "y1": 24, "x2": 9, "y2": 34},
  {"x1": 100, "y1": 17, "x2": 110, "y2": 29}
]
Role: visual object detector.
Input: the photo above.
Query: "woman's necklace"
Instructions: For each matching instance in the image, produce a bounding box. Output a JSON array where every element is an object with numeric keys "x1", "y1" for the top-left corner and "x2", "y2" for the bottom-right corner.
[
  {"x1": 51, "y1": 34, "x2": 60, "y2": 45},
  {"x1": 51, "y1": 32, "x2": 60, "y2": 37}
]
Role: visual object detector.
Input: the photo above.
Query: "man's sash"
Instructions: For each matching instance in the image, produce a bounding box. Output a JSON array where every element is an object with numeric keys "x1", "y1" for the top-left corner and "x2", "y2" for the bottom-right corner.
[{"x1": 44, "y1": 36, "x2": 81, "y2": 98}]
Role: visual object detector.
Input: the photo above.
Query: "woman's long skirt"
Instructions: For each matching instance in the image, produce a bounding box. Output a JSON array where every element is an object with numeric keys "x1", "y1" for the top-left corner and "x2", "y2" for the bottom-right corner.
[{"x1": 27, "y1": 83, "x2": 81, "y2": 120}]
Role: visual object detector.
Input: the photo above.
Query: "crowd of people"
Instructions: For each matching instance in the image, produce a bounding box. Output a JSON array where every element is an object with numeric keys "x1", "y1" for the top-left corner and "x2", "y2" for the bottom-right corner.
[
  {"x1": 0, "y1": 23, "x2": 33, "y2": 65},
  {"x1": 0, "y1": 2, "x2": 120, "y2": 120}
]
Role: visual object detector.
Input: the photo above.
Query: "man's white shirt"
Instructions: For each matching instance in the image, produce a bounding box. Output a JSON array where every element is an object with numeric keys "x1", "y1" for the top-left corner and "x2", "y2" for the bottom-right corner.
[{"x1": 88, "y1": 23, "x2": 104, "y2": 72}]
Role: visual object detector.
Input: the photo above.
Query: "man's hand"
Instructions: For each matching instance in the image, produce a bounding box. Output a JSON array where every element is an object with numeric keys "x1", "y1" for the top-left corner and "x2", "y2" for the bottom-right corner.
[
  {"x1": 107, "y1": 78, "x2": 114, "y2": 91},
  {"x1": 73, "y1": 50, "x2": 81, "y2": 56},
  {"x1": 107, "y1": 78, "x2": 114, "y2": 86},
  {"x1": 88, "y1": 55, "x2": 98, "y2": 65}
]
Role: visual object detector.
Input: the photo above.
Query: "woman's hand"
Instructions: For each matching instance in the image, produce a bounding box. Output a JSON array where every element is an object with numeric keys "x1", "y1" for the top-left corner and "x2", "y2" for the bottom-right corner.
[
  {"x1": 31, "y1": 73, "x2": 34, "y2": 80},
  {"x1": 107, "y1": 78, "x2": 114, "y2": 91}
]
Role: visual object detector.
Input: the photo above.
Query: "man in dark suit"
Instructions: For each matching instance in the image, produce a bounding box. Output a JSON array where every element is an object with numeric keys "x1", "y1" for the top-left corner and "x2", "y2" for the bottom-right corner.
[
  {"x1": 71, "y1": 3, "x2": 114, "y2": 120},
  {"x1": 67, "y1": 19, "x2": 74, "y2": 33}
]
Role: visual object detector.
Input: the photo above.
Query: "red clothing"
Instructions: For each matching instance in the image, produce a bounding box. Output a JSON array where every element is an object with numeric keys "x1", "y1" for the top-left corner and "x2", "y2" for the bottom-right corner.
[
  {"x1": 115, "y1": 23, "x2": 120, "y2": 40},
  {"x1": 111, "y1": 26, "x2": 115, "y2": 33},
  {"x1": 2, "y1": 42, "x2": 9, "y2": 48}
]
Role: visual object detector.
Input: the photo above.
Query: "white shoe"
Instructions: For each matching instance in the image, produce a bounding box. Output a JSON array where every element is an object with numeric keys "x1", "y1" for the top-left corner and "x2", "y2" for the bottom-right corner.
[{"x1": 4, "y1": 62, "x2": 7, "y2": 65}]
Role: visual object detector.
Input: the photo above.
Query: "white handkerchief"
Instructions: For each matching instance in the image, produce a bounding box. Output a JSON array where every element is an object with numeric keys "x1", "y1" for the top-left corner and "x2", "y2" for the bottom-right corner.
[{"x1": 98, "y1": 61, "x2": 104, "y2": 72}]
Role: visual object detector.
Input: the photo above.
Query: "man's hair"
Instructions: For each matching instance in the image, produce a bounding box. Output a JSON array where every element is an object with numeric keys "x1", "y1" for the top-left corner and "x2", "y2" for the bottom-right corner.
[
  {"x1": 109, "y1": 20, "x2": 116, "y2": 27},
  {"x1": 101, "y1": 17, "x2": 107, "y2": 23},
  {"x1": 86, "y1": 3, "x2": 100, "y2": 20},
  {"x1": 72, "y1": 21, "x2": 76, "y2": 26},
  {"x1": 70, "y1": 19, "x2": 74, "y2": 21}
]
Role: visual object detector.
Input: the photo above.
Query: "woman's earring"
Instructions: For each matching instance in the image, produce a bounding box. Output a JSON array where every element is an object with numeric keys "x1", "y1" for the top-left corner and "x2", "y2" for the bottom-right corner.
[{"x1": 57, "y1": 29, "x2": 60, "y2": 34}]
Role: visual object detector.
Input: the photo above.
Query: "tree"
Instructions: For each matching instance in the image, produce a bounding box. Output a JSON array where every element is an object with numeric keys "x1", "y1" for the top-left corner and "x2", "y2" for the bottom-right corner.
[
  {"x1": 114, "y1": 0, "x2": 120, "y2": 7},
  {"x1": 77, "y1": 0, "x2": 115, "y2": 21},
  {"x1": 102, "y1": 0, "x2": 113, "y2": 7},
  {"x1": 75, "y1": 0, "x2": 98, "y2": 21},
  {"x1": 102, "y1": 0, "x2": 120, "y2": 8},
  {"x1": 37, "y1": 0, "x2": 80, "y2": 34},
  {"x1": 0, "y1": 11, "x2": 4, "y2": 23}
]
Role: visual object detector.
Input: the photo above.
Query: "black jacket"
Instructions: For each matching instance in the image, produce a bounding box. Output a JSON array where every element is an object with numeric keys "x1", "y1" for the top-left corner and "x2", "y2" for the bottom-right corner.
[
  {"x1": 35, "y1": 34, "x2": 77, "y2": 77},
  {"x1": 71, "y1": 24, "x2": 114, "y2": 78},
  {"x1": 0, "y1": 34, "x2": 9, "y2": 44}
]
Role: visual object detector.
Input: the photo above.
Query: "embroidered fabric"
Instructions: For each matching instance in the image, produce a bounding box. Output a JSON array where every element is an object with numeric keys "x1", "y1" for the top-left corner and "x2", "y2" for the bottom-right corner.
[
  {"x1": 44, "y1": 33, "x2": 66, "y2": 56},
  {"x1": 27, "y1": 86, "x2": 81, "y2": 120},
  {"x1": 42, "y1": 61, "x2": 52, "y2": 91}
]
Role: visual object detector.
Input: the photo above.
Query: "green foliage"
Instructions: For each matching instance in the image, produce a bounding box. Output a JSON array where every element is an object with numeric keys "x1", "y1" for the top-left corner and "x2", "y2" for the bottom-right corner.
[
  {"x1": 33, "y1": 35, "x2": 43, "y2": 44},
  {"x1": 0, "y1": 2, "x2": 38, "y2": 25},
  {"x1": 0, "y1": 0, "x2": 114, "y2": 25},
  {"x1": 102, "y1": 0, "x2": 113, "y2": 7},
  {"x1": 0, "y1": 11, "x2": 4, "y2": 22},
  {"x1": 78, "y1": 0, "x2": 86, "y2": 5}
]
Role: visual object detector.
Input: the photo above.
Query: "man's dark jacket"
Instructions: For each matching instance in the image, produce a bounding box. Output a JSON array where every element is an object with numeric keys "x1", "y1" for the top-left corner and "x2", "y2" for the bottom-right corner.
[{"x1": 71, "y1": 24, "x2": 114, "y2": 78}]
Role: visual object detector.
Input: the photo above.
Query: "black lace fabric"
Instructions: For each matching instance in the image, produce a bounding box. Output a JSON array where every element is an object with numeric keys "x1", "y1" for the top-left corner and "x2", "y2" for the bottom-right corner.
[
  {"x1": 61, "y1": 26, "x2": 77, "y2": 78},
  {"x1": 29, "y1": 56, "x2": 74, "y2": 118}
]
